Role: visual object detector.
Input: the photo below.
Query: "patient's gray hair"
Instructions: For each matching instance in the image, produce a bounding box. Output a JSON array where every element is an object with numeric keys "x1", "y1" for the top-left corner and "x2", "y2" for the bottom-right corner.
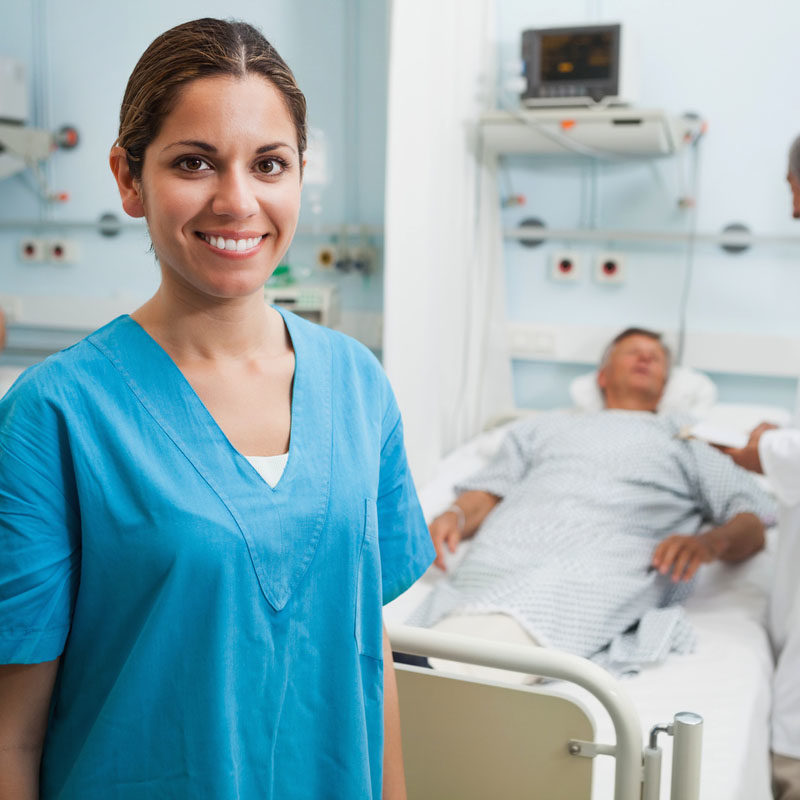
[
  {"x1": 599, "y1": 327, "x2": 672, "y2": 372},
  {"x1": 789, "y1": 135, "x2": 800, "y2": 181}
]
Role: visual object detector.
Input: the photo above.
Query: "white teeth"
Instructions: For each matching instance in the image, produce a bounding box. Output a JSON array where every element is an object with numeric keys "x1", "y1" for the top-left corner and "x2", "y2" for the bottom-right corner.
[{"x1": 202, "y1": 234, "x2": 262, "y2": 252}]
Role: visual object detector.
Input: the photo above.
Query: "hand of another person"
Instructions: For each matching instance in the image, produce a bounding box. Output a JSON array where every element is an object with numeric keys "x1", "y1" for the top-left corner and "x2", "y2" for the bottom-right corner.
[
  {"x1": 429, "y1": 511, "x2": 463, "y2": 571},
  {"x1": 651, "y1": 533, "x2": 716, "y2": 582},
  {"x1": 716, "y1": 422, "x2": 778, "y2": 474}
]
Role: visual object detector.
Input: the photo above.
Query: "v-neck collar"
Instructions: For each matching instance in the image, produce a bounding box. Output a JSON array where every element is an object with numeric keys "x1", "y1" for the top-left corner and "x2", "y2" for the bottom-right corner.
[{"x1": 87, "y1": 309, "x2": 333, "y2": 611}]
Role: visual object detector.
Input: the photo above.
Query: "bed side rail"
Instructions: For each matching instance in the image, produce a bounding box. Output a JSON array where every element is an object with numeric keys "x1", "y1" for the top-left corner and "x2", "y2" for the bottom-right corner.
[{"x1": 388, "y1": 623, "x2": 703, "y2": 800}]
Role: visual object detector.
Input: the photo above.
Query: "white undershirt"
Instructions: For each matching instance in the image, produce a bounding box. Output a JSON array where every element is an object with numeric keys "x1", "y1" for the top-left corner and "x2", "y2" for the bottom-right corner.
[{"x1": 245, "y1": 452, "x2": 289, "y2": 488}]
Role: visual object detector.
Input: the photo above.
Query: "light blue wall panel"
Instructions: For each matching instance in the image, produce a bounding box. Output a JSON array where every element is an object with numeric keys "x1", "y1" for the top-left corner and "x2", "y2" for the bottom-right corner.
[
  {"x1": 497, "y1": 0, "x2": 800, "y2": 409},
  {"x1": 0, "y1": 0, "x2": 387, "y2": 309}
]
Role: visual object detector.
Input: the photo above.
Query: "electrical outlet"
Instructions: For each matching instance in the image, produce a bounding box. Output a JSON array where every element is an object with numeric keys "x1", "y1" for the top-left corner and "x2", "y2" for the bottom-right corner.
[
  {"x1": 47, "y1": 239, "x2": 79, "y2": 264},
  {"x1": 550, "y1": 251, "x2": 581, "y2": 282},
  {"x1": 19, "y1": 237, "x2": 46, "y2": 263},
  {"x1": 594, "y1": 252, "x2": 625, "y2": 284}
]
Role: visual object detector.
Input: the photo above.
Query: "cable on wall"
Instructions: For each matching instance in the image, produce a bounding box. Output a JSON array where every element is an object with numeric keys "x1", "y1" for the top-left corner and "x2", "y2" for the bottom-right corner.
[{"x1": 675, "y1": 137, "x2": 703, "y2": 364}]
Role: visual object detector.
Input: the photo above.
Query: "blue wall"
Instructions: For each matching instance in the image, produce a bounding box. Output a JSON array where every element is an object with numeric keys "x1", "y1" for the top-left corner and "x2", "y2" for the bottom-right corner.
[
  {"x1": 0, "y1": 0, "x2": 386, "y2": 320},
  {"x1": 496, "y1": 0, "x2": 800, "y2": 410}
]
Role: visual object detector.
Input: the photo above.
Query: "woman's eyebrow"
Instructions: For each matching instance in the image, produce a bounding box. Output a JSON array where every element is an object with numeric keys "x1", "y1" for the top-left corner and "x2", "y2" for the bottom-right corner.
[
  {"x1": 161, "y1": 140, "x2": 296, "y2": 155},
  {"x1": 162, "y1": 139, "x2": 216, "y2": 153},
  {"x1": 256, "y1": 142, "x2": 297, "y2": 155}
]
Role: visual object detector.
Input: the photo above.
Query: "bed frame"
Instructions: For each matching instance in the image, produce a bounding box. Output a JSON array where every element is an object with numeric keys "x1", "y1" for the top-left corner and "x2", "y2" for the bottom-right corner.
[{"x1": 388, "y1": 624, "x2": 703, "y2": 800}]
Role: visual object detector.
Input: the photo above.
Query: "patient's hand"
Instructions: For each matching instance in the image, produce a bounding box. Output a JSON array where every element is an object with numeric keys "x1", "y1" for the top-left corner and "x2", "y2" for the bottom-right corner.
[
  {"x1": 651, "y1": 534, "x2": 715, "y2": 583},
  {"x1": 429, "y1": 513, "x2": 463, "y2": 571},
  {"x1": 716, "y1": 422, "x2": 778, "y2": 474}
]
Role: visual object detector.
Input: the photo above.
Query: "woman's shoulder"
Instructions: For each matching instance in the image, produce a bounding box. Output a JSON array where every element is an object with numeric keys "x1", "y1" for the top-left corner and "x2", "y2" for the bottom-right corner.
[{"x1": 1, "y1": 318, "x2": 127, "y2": 411}]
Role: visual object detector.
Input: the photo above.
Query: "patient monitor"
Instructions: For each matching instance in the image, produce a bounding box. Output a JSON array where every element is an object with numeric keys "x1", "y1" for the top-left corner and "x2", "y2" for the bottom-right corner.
[{"x1": 521, "y1": 23, "x2": 638, "y2": 107}]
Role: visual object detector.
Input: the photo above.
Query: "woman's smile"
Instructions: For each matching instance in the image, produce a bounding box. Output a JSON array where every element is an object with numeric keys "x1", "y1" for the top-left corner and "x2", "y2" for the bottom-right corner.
[{"x1": 196, "y1": 231, "x2": 267, "y2": 256}]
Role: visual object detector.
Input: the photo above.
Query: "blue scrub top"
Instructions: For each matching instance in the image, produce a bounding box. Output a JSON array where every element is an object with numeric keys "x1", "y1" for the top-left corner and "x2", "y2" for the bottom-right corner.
[{"x1": 0, "y1": 309, "x2": 433, "y2": 799}]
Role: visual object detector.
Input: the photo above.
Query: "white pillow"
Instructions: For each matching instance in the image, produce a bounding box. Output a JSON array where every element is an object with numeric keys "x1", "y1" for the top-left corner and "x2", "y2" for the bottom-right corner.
[{"x1": 569, "y1": 365, "x2": 718, "y2": 418}]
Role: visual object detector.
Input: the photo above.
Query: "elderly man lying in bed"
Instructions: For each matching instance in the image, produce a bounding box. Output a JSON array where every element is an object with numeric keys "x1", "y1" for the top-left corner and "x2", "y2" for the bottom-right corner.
[{"x1": 407, "y1": 327, "x2": 776, "y2": 677}]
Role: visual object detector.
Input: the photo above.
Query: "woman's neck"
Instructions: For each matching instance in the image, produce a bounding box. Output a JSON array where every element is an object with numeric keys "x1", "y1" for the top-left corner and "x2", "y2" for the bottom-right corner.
[{"x1": 131, "y1": 285, "x2": 289, "y2": 363}]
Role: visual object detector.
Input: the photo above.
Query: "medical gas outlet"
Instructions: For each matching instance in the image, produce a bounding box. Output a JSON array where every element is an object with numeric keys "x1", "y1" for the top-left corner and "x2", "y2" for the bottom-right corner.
[
  {"x1": 19, "y1": 238, "x2": 79, "y2": 264},
  {"x1": 593, "y1": 253, "x2": 625, "y2": 285},
  {"x1": 550, "y1": 251, "x2": 581, "y2": 282}
]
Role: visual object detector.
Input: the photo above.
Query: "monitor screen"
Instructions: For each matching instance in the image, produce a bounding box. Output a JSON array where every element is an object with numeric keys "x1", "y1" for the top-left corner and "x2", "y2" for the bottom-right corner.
[{"x1": 540, "y1": 31, "x2": 614, "y2": 83}]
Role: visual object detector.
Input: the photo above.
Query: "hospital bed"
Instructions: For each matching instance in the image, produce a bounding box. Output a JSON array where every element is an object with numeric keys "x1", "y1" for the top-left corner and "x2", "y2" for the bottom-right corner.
[{"x1": 386, "y1": 394, "x2": 787, "y2": 800}]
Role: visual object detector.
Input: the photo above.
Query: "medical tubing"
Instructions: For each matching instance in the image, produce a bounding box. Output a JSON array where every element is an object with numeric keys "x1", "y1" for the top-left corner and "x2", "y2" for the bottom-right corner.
[
  {"x1": 675, "y1": 137, "x2": 702, "y2": 364},
  {"x1": 387, "y1": 623, "x2": 643, "y2": 800}
]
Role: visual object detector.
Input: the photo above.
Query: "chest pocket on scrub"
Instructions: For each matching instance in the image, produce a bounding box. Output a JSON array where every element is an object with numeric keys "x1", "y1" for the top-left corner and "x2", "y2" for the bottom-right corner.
[{"x1": 355, "y1": 498, "x2": 383, "y2": 660}]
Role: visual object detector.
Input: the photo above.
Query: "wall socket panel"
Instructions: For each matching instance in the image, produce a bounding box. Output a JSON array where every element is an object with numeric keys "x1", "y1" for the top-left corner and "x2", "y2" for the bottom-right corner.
[
  {"x1": 19, "y1": 238, "x2": 79, "y2": 264},
  {"x1": 550, "y1": 251, "x2": 581, "y2": 282},
  {"x1": 19, "y1": 237, "x2": 46, "y2": 263},
  {"x1": 594, "y1": 252, "x2": 625, "y2": 284}
]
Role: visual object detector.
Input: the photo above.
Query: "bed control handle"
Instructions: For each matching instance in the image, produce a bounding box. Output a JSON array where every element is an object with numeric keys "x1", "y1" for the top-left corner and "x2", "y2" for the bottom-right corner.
[{"x1": 670, "y1": 712, "x2": 703, "y2": 800}]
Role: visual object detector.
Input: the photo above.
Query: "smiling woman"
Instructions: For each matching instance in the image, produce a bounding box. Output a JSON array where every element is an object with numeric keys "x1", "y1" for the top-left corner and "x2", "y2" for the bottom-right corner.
[{"x1": 0, "y1": 18, "x2": 433, "y2": 800}]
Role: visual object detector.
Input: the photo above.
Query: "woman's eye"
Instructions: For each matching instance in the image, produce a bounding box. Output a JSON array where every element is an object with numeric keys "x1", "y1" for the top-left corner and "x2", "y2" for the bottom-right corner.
[
  {"x1": 178, "y1": 156, "x2": 210, "y2": 172},
  {"x1": 256, "y1": 158, "x2": 286, "y2": 176}
]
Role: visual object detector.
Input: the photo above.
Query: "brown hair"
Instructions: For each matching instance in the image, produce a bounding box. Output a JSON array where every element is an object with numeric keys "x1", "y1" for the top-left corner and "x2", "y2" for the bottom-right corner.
[{"x1": 116, "y1": 18, "x2": 307, "y2": 180}]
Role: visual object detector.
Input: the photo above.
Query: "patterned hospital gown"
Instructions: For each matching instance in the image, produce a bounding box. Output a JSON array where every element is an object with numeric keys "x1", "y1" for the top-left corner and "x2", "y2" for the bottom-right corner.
[{"x1": 409, "y1": 410, "x2": 776, "y2": 672}]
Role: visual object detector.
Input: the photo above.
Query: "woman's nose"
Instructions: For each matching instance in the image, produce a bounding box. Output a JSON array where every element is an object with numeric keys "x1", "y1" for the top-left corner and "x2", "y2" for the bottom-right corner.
[{"x1": 211, "y1": 168, "x2": 258, "y2": 219}]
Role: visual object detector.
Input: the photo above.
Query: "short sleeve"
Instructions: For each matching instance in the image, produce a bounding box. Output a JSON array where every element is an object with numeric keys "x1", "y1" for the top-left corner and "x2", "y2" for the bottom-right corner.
[
  {"x1": 454, "y1": 418, "x2": 536, "y2": 498},
  {"x1": 377, "y1": 392, "x2": 434, "y2": 605},
  {"x1": 684, "y1": 438, "x2": 777, "y2": 527},
  {"x1": 0, "y1": 375, "x2": 81, "y2": 664}
]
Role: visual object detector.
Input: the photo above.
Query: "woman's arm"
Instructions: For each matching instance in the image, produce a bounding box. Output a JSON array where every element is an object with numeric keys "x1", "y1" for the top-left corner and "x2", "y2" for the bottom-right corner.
[
  {"x1": 0, "y1": 660, "x2": 59, "y2": 800},
  {"x1": 382, "y1": 625, "x2": 407, "y2": 800}
]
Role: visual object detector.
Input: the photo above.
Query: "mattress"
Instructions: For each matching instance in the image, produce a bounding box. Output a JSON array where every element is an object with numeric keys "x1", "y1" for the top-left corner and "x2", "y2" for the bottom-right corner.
[{"x1": 386, "y1": 409, "x2": 779, "y2": 799}]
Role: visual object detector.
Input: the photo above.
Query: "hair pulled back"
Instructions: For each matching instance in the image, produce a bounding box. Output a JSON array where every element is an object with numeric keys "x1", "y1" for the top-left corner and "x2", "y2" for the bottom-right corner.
[{"x1": 117, "y1": 18, "x2": 307, "y2": 179}]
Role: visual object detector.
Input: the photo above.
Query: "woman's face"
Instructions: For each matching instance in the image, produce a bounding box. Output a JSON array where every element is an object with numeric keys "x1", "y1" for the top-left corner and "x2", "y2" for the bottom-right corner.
[{"x1": 131, "y1": 73, "x2": 302, "y2": 302}]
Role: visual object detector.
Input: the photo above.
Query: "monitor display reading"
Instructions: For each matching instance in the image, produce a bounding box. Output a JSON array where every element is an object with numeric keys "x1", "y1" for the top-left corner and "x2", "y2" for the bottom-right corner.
[{"x1": 540, "y1": 32, "x2": 614, "y2": 83}]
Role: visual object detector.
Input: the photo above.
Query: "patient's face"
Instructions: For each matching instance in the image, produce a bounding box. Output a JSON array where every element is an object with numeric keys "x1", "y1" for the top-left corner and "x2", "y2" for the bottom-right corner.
[{"x1": 599, "y1": 334, "x2": 669, "y2": 407}]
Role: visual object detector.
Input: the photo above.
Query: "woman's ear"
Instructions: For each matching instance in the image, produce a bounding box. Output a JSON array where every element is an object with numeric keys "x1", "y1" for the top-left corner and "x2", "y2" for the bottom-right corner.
[{"x1": 109, "y1": 146, "x2": 145, "y2": 218}]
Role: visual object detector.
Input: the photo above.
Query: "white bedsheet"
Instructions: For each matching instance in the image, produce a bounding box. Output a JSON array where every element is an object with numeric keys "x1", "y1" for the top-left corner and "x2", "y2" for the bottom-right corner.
[{"x1": 386, "y1": 410, "x2": 777, "y2": 799}]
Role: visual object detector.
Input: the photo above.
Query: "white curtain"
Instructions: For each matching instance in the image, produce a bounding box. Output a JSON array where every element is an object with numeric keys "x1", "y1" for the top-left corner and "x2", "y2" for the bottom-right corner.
[{"x1": 383, "y1": 0, "x2": 513, "y2": 485}]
